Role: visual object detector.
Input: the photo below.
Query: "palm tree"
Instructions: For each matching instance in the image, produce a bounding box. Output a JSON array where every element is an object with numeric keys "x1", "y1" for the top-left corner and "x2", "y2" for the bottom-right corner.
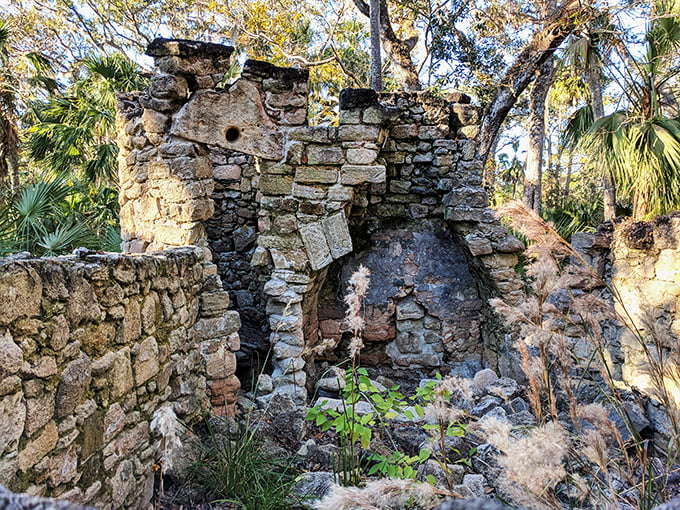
[
  {"x1": 561, "y1": 12, "x2": 619, "y2": 219},
  {"x1": 26, "y1": 53, "x2": 147, "y2": 186},
  {"x1": 587, "y1": 1, "x2": 680, "y2": 219},
  {"x1": 0, "y1": 19, "x2": 20, "y2": 189},
  {"x1": 563, "y1": 1, "x2": 680, "y2": 220}
]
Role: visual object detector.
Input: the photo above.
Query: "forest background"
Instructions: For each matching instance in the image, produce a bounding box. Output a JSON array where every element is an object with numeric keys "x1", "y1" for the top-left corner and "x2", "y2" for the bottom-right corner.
[{"x1": 0, "y1": 0, "x2": 679, "y2": 256}]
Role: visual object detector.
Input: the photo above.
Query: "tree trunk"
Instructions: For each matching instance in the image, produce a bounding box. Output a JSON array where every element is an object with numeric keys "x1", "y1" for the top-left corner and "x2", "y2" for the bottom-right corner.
[
  {"x1": 587, "y1": 56, "x2": 615, "y2": 220},
  {"x1": 633, "y1": 188, "x2": 648, "y2": 220},
  {"x1": 484, "y1": 135, "x2": 500, "y2": 195},
  {"x1": 8, "y1": 151, "x2": 19, "y2": 188},
  {"x1": 563, "y1": 151, "x2": 573, "y2": 205},
  {"x1": 476, "y1": 0, "x2": 588, "y2": 165},
  {"x1": 353, "y1": 0, "x2": 422, "y2": 91},
  {"x1": 0, "y1": 117, "x2": 19, "y2": 188},
  {"x1": 523, "y1": 57, "x2": 555, "y2": 215},
  {"x1": 369, "y1": 0, "x2": 383, "y2": 91}
]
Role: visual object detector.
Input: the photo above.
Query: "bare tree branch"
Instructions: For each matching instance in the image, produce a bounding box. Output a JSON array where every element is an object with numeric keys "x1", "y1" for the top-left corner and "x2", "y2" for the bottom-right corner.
[{"x1": 476, "y1": 0, "x2": 593, "y2": 164}]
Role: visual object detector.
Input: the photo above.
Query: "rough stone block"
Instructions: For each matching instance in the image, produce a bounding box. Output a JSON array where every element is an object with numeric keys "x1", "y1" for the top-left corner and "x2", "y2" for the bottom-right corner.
[
  {"x1": 260, "y1": 174, "x2": 294, "y2": 196},
  {"x1": 141, "y1": 109, "x2": 170, "y2": 133},
  {"x1": 287, "y1": 126, "x2": 334, "y2": 143},
  {"x1": 55, "y1": 355, "x2": 91, "y2": 418},
  {"x1": 345, "y1": 147, "x2": 378, "y2": 165},
  {"x1": 17, "y1": 421, "x2": 57, "y2": 472},
  {"x1": 0, "y1": 264, "x2": 42, "y2": 326},
  {"x1": 193, "y1": 312, "x2": 242, "y2": 340},
  {"x1": 340, "y1": 165, "x2": 386, "y2": 186},
  {"x1": 338, "y1": 125, "x2": 380, "y2": 141},
  {"x1": 270, "y1": 249, "x2": 309, "y2": 271},
  {"x1": 0, "y1": 391, "x2": 25, "y2": 456},
  {"x1": 294, "y1": 167, "x2": 338, "y2": 184},
  {"x1": 171, "y1": 82, "x2": 284, "y2": 160},
  {"x1": 214, "y1": 164, "x2": 242, "y2": 180},
  {"x1": 150, "y1": 73, "x2": 188, "y2": 100},
  {"x1": 201, "y1": 290, "x2": 230, "y2": 316},
  {"x1": 111, "y1": 347, "x2": 134, "y2": 400},
  {"x1": 292, "y1": 183, "x2": 327, "y2": 200},
  {"x1": 133, "y1": 337, "x2": 159, "y2": 387},
  {"x1": 0, "y1": 333, "x2": 22, "y2": 379},
  {"x1": 25, "y1": 391, "x2": 55, "y2": 437},
  {"x1": 299, "y1": 223, "x2": 333, "y2": 271},
  {"x1": 306, "y1": 145, "x2": 344, "y2": 165},
  {"x1": 322, "y1": 211, "x2": 353, "y2": 259}
]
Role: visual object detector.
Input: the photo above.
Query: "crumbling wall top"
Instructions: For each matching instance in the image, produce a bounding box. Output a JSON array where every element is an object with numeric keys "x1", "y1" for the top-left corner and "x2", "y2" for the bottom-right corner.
[{"x1": 146, "y1": 38, "x2": 235, "y2": 59}]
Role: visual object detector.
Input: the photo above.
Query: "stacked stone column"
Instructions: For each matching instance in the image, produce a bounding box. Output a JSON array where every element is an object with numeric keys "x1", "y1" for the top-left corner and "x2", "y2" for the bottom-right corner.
[{"x1": 117, "y1": 39, "x2": 234, "y2": 254}]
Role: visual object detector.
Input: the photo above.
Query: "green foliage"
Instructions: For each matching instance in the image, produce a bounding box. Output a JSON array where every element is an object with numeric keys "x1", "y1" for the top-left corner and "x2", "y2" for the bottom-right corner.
[
  {"x1": 307, "y1": 366, "x2": 409, "y2": 485},
  {"x1": 543, "y1": 198, "x2": 603, "y2": 241},
  {"x1": 561, "y1": 1, "x2": 680, "y2": 219},
  {"x1": 0, "y1": 172, "x2": 120, "y2": 256},
  {"x1": 26, "y1": 53, "x2": 147, "y2": 186},
  {"x1": 307, "y1": 367, "x2": 473, "y2": 487},
  {"x1": 189, "y1": 415, "x2": 300, "y2": 510}
]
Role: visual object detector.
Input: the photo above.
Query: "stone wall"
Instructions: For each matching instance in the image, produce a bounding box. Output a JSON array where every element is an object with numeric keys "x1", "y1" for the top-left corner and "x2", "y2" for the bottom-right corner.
[
  {"x1": 573, "y1": 216, "x2": 680, "y2": 411},
  {"x1": 0, "y1": 248, "x2": 240, "y2": 508},
  {"x1": 117, "y1": 38, "x2": 525, "y2": 405}
]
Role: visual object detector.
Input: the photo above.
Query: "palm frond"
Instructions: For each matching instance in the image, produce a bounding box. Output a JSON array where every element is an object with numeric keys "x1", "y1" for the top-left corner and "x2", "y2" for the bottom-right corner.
[
  {"x1": 37, "y1": 220, "x2": 93, "y2": 256},
  {"x1": 562, "y1": 105, "x2": 594, "y2": 151}
]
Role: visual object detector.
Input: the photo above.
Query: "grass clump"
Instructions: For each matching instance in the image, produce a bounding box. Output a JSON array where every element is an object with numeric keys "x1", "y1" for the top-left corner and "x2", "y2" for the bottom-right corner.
[
  {"x1": 489, "y1": 201, "x2": 680, "y2": 509},
  {"x1": 188, "y1": 414, "x2": 300, "y2": 510}
]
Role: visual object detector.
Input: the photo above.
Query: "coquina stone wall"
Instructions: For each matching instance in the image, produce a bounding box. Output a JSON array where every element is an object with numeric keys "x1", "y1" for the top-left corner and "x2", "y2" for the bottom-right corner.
[
  {"x1": 573, "y1": 215, "x2": 680, "y2": 445},
  {"x1": 116, "y1": 38, "x2": 525, "y2": 405},
  {"x1": 0, "y1": 248, "x2": 240, "y2": 508},
  {"x1": 575, "y1": 216, "x2": 680, "y2": 369}
]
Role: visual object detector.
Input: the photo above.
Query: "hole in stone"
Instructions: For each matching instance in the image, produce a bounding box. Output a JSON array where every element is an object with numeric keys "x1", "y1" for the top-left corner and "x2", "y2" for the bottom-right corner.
[{"x1": 225, "y1": 127, "x2": 240, "y2": 142}]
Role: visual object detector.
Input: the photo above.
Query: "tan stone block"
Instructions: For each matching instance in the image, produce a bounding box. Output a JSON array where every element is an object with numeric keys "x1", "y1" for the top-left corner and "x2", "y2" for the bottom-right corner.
[
  {"x1": 0, "y1": 264, "x2": 42, "y2": 326},
  {"x1": 306, "y1": 145, "x2": 344, "y2": 165},
  {"x1": 48, "y1": 446, "x2": 78, "y2": 487},
  {"x1": 141, "y1": 109, "x2": 170, "y2": 133},
  {"x1": 322, "y1": 211, "x2": 352, "y2": 259},
  {"x1": 0, "y1": 391, "x2": 25, "y2": 455},
  {"x1": 294, "y1": 167, "x2": 338, "y2": 184},
  {"x1": 111, "y1": 348, "x2": 134, "y2": 400},
  {"x1": 269, "y1": 249, "x2": 309, "y2": 271},
  {"x1": 340, "y1": 165, "x2": 386, "y2": 185},
  {"x1": 260, "y1": 174, "x2": 294, "y2": 195},
  {"x1": 299, "y1": 222, "x2": 332, "y2": 271},
  {"x1": 193, "y1": 312, "x2": 241, "y2": 341},
  {"x1": 338, "y1": 125, "x2": 380, "y2": 141},
  {"x1": 18, "y1": 421, "x2": 57, "y2": 471},
  {"x1": 479, "y1": 253, "x2": 519, "y2": 270},
  {"x1": 162, "y1": 179, "x2": 214, "y2": 203},
  {"x1": 214, "y1": 164, "x2": 242, "y2": 180},
  {"x1": 168, "y1": 156, "x2": 212, "y2": 180},
  {"x1": 293, "y1": 183, "x2": 327, "y2": 200},
  {"x1": 55, "y1": 356, "x2": 91, "y2": 418},
  {"x1": 25, "y1": 391, "x2": 55, "y2": 437},
  {"x1": 134, "y1": 337, "x2": 159, "y2": 387},
  {"x1": 0, "y1": 332, "x2": 22, "y2": 378},
  {"x1": 345, "y1": 147, "x2": 378, "y2": 165},
  {"x1": 171, "y1": 81, "x2": 284, "y2": 159}
]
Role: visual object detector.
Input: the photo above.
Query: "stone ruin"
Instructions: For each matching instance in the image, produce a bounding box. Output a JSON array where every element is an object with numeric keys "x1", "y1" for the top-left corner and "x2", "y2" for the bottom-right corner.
[
  {"x1": 4, "y1": 37, "x2": 680, "y2": 510},
  {"x1": 116, "y1": 38, "x2": 525, "y2": 405}
]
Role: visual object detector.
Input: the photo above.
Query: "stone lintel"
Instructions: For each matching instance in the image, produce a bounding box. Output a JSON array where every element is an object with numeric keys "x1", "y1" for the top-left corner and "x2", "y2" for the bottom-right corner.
[{"x1": 242, "y1": 59, "x2": 309, "y2": 84}]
